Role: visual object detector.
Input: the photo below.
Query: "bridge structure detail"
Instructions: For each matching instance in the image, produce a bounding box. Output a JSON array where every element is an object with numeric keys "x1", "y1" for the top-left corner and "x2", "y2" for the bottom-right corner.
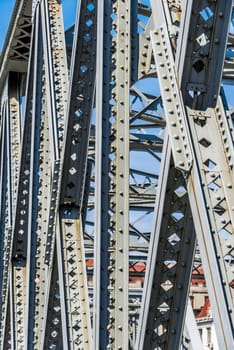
[{"x1": 0, "y1": 0, "x2": 234, "y2": 349}]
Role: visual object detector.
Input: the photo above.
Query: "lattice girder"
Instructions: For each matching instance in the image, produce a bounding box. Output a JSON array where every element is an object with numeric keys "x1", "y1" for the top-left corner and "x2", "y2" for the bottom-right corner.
[{"x1": 0, "y1": 0, "x2": 234, "y2": 349}]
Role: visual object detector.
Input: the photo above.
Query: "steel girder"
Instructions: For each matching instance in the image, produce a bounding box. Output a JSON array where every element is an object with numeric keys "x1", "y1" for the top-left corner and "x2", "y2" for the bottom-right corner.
[
  {"x1": 136, "y1": 136, "x2": 196, "y2": 349},
  {"x1": 147, "y1": 0, "x2": 234, "y2": 348},
  {"x1": 176, "y1": 0, "x2": 232, "y2": 110},
  {"x1": 0, "y1": 0, "x2": 234, "y2": 349},
  {"x1": 0, "y1": 72, "x2": 22, "y2": 349},
  {"x1": 94, "y1": 1, "x2": 130, "y2": 348}
]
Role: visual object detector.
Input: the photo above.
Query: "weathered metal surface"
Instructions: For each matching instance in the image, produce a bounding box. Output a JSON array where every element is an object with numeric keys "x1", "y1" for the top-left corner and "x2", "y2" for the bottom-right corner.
[{"x1": 0, "y1": 0, "x2": 233, "y2": 349}]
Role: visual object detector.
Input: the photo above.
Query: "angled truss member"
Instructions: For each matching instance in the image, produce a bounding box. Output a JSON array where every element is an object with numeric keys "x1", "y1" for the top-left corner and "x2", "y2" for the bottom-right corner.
[{"x1": 0, "y1": 0, "x2": 233, "y2": 349}]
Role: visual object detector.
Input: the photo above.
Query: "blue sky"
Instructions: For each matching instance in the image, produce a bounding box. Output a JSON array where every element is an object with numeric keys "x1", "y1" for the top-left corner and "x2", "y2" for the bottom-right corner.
[
  {"x1": 0, "y1": 0, "x2": 15, "y2": 49},
  {"x1": 0, "y1": 0, "x2": 77, "y2": 50},
  {"x1": 0, "y1": 1, "x2": 233, "y2": 107}
]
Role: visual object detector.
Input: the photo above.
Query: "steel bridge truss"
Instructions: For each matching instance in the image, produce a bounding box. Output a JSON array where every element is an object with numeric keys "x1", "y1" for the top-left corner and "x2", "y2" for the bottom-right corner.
[{"x1": 0, "y1": 0, "x2": 233, "y2": 349}]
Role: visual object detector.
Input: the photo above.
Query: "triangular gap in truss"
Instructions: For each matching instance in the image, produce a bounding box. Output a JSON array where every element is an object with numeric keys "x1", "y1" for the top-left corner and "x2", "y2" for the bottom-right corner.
[
  {"x1": 0, "y1": 1, "x2": 22, "y2": 52},
  {"x1": 62, "y1": 0, "x2": 78, "y2": 31},
  {"x1": 82, "y1": 159, "x2": 95, "y2": 304},
  {"x1": 62, "y1": 0, "x2": 79, "y2": 71},
  {"x1": 128, "y1": 75, "x2": 165, "y2": 343},
  {"x1": 183, "y1": 242, "x2": 218, "y2": 349},
  {"x1": 80, "y1": 66, "x2": 166, "y2": 339},
  {"x1": 134, "y1": 141, "x2": 196, "y2": 350}
]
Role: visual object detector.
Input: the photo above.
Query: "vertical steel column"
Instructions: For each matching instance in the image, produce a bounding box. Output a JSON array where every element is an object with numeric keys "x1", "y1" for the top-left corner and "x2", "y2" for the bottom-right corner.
[
  {"x1": 24, "y1": 5, "x2": 50, "y2": 348},
  {"x1": 43, "y1": 0, "x2": 97, "y2": 348},
  {"x1": 7, "y1": 75, "x2": 23, "y2": 350},
  {"x1": 7, "y1": 73, "x2": 21, "y2": 219},
  {"x1": 6, "y1": 1, "x2": 68, "y2": 347},
  {"x1": 0, "y1": 87, "x2": 11, "y2": 349},
  {"x1": 131, "y1": 0, "x2": 138, "y2": 84},
  {"x1": 0, "y1": 72, "x2": 21, "y2": 350},
  {"x1": 36, "y1": 2, "x2": 68, "y2": 348},
  {"x1": 95, "y1": 0, "x2": 130, "y2": 348},
  {"x1": 9, "y1": 4, "x2": 43, "y2": 348},
  {"x1": 25, "y1": 1, "x2": 69, "y2": 348}
]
